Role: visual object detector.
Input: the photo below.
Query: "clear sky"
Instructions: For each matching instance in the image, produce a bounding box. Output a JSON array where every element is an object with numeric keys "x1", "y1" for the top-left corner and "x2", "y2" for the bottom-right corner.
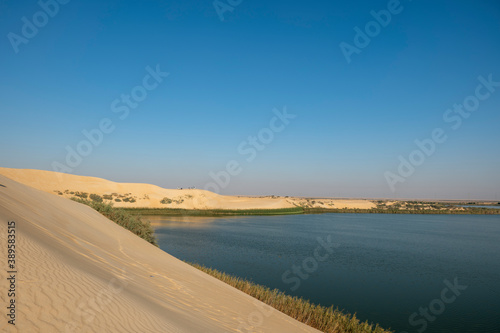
[{"x1": 1, "y1": 0, "x2": 499, "y2": 200}]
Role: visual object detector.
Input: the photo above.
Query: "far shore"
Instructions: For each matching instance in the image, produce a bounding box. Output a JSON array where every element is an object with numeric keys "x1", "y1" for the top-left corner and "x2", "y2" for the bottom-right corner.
[
  {"x1": 0, "y1": 167, "x2": 498, "y2": 216},
  {"x1": 124, "y1": 205, "x2": 500, "y2": 216}
]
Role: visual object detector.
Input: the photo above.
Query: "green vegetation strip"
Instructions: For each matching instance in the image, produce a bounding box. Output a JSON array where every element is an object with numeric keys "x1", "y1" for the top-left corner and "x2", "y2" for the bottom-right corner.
[
  {"x1": 123, "y1": 206, "x2": 499, "y2": 216},
  {"x1": 123, "y1": 207, "x2": 305, "y2": 216},
  {"x1": 189, "y1": 263, "x2": 392, "y2": 333},
  {"x1": 303, "y1": 208, "x2": 500, "y2": 215},
  {"x1": 71, "y1": 198, "x2": 158, "y2": 246}
]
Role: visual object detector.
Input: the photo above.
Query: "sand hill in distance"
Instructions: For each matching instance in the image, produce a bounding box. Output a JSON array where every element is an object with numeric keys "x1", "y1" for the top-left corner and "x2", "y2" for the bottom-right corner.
[{"x1": 0, "y1": 167, "x2": 376, "y2": 210}]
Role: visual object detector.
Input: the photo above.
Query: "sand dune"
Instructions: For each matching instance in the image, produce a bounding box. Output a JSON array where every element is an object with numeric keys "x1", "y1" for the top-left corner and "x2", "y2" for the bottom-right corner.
[
  {"x1": 0, "y1": 168, "x2": 375, "y2": 210},
  {"x1": 0, "y1": 174, "x2": 319, "y2": 332}
]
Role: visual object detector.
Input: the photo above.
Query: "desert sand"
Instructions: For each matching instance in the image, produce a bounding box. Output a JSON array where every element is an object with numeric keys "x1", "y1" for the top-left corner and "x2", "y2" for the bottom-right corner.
[
  {"x1": 0, "y1": 173, "x2": 320, "y2": 332},
  {"x1": 0, "y1": 168, "x2": 375, "y2": 210}
]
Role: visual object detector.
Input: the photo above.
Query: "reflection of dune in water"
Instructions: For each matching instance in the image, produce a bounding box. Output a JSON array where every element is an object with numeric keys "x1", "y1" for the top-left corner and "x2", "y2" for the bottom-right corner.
[{"x1": 146, "y1": 215, "x2": 246, "y2": 228}]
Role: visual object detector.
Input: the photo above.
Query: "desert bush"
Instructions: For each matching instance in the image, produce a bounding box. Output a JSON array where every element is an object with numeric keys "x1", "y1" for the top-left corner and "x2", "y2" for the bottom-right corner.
[
  {"x1": 90, "y1": 193, "x2": 103, "y2": 203},
  {"x1": 71, "y1": 198, "x2": 157, "y2": 246},
  {"x1": 160, "y1": 197, "x2": 172, "y2": 204},
  {"x1": 74, "y1": 191, "x2": 88, "y2": 199}
]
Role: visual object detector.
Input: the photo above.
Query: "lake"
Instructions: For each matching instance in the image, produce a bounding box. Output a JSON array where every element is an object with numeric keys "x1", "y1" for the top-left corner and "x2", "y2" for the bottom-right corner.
[{"x1": 149, "y1": 214, "x2": 500, "y2": 333}]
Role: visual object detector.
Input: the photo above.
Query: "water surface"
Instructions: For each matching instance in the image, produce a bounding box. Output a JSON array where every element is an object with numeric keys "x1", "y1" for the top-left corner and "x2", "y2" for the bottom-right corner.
[{"x1": 150, "y1": 214, "x2": 500, "y2": 333}]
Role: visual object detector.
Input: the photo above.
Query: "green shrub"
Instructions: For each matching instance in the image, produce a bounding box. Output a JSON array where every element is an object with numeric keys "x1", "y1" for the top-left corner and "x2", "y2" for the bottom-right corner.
[
  {"x1": 74, "y1": 191, "x2": 88, "y2": 199},
  {"x1": 103, "y1": 194, "x2": 113, "y2": 200},
  {"x1": 160, "y1": 197, "x2": 172, "y2": 204},
  {"x1": 115, "y1": 198, "x2": 122, "y2": 202},
  {"x1": 90, "y1": 193, "x2": 103, "y2": 203},
  {"x1": 71, "y1": 198, "x2": 157, "y2": 246}
]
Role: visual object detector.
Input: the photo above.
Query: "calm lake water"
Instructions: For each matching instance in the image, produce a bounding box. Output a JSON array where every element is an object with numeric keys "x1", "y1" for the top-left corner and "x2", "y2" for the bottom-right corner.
[{"x1": 149, "y1": 214, "x2": 500, "y2": 333}]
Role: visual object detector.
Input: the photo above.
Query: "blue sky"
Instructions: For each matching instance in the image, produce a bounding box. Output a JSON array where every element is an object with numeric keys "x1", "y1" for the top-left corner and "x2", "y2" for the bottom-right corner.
[{"x1": 1, "y1": 0, "x2": 499, "y2": 200}]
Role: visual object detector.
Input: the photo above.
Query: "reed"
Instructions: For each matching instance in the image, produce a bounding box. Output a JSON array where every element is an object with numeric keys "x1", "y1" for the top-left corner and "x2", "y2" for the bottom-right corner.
[
  {"x1": 71, "y1": 198, "x2": 158, "y2": 246},
  {"x1": 190, "y1": 263, "x2": 392, "y2": 333}
]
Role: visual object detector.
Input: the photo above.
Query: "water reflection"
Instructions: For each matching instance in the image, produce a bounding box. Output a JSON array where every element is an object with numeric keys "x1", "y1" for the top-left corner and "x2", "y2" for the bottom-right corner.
[{"x1": 146, "y1": 215, "x2": 245, "y2": 228}]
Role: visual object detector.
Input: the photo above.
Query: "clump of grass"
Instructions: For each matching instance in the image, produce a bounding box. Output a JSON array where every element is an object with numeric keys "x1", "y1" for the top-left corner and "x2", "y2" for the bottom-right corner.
[
  {"x1": 89, "y1": 193, "x2": 103, "y2": 203},
  {"x1": 190, "y1": 263, "x2": 392, "y2": 333},
  {"x1": 74, "y1": 191, "x2": 88, "y2": 199},
  {"x1": 160, "y1": 197, "x2": 184, "y2": 204},
  {"x1": 160, "y1": 197, "x2": 173, "y2": 204},
  {"x1": 71, "y1": 198, "x2": 157, "y2": 246}
]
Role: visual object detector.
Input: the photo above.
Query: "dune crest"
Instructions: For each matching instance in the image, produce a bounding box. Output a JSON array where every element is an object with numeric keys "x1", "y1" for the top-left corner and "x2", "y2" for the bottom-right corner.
[{"x1": 0, "y1": 168, "x2": 375, "y2": 210}]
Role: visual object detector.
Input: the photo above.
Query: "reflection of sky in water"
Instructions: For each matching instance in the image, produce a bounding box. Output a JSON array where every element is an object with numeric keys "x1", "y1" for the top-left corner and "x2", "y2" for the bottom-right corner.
[{"x1": 152, "y1": 214, "x2": 500, "y2": 333}]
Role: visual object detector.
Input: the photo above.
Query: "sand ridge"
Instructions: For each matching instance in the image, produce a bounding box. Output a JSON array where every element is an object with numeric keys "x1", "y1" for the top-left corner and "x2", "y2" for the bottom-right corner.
[
  {"x1": 0, "y1": 173, "x2": 320, "y2": 332},
  {"x1": 0, "y1": 168, "x2": 376, "y2": 210}
]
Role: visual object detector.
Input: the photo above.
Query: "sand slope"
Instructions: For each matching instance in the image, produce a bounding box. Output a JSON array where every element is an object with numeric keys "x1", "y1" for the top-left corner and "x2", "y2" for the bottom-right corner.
[
  {"x1": 0, "y1": 174, "x2": 319, "y2": 332},
  {"x1": 0, "y1": 168, "x2": 375, "y2": 210}
]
